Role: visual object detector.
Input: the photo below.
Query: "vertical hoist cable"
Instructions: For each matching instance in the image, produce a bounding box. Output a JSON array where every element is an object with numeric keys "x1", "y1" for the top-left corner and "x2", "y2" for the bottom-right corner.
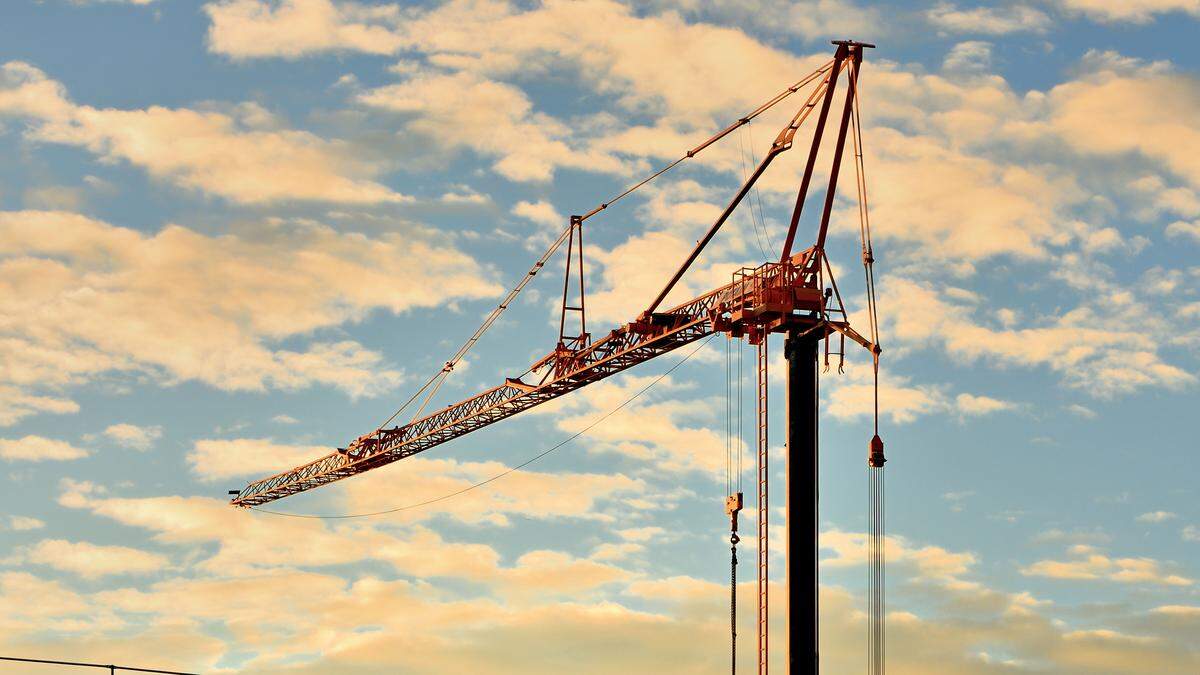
[
  {"x1": 725, "y1": 335, "x2": 741, "y2": 674},
  {"x1": 738, "y1": 339, "x2": 744, "y2": 494},
  {"x1": 849, "y1": 54, "x2": 886, "y2": 675}
]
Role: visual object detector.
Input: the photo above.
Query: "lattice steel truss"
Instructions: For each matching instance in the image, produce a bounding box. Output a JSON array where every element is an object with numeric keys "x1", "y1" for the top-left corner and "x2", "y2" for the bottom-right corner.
[{"x1": 230, "y1": 254, "x2": 865, "y2": 507}]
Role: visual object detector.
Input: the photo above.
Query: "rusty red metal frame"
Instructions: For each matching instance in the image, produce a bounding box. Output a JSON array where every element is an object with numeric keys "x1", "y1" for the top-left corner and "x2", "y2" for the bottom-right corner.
[{"x1": 230, "y1": 42, "x2": 877, "y2": 509}]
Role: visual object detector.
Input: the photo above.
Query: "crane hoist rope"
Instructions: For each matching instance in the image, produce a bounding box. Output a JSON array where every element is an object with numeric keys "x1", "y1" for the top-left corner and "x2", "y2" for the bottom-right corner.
[
  {"x1": 724, "y1": 334, "x2": 744, "y2": 674},
  {"x1": 848, "y1": 52, "x2": 887, "y2": 675}
]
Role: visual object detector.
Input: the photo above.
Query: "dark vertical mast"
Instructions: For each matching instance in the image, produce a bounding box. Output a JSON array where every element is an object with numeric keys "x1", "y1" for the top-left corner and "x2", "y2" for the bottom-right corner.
[{"x1": 786, "y1": 330, "x2": 820, "y2": 674}]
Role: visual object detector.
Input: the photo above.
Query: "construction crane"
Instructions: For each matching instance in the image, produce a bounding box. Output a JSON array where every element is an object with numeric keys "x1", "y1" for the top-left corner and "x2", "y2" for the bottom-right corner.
[{"x1": 229, "y1": 40, "x2": 885, "y2": 675}]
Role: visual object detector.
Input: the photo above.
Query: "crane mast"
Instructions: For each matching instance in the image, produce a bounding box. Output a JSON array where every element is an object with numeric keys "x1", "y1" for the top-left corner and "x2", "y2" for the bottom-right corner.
[{"x1": 228, "y1": 40, "x2": 884, "y2": 675}]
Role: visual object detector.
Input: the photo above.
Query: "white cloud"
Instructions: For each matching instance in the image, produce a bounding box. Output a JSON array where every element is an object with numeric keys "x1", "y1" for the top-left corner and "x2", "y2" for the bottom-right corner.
[
  {"x1": 1183, "y1": 525, "x2": 1200, "y2": 542},
  {"x1": 5, "y1": 516, "x2": 45, "y2": 531},
  {"x1": 188, "y1": 438, "x2": 328, "y2": 482},
  {"x1": 821, "y1": 528, "x2": 980, "y2": 589},
  {"x1": 0, "y1": 435, "x2": 88, "y2": 462},
  {"x1": 928, "y1": 3, "x2": 1052, "y2": 34},
  {"x1": 1137, "y1": 511, "x2": 1178, "y2": 524},
  {"x1": 22, "y1": 472, "x2": 1200, "y2": 674},
  {"x1": 0, "y1": 210, "x2": 499, "y2": 399},
  {"x1": 1055, "y1": 0, "x2": 1200, "y2": 23},
  {"x1": 0, "y1": 386, "x2": 77, "y2": 427},
  {"x1": 0, "y1": 62, "x2": 406, "y2": 204},
  {"x1": 1067, "y1": 403, "x2": 1098, "y2": 419},
  {"x1": 1166, "y1": 219, "x2": 1200, "y2": 241},
  {"x1": 16, "y1": 539, "x2": 167, "y2": 579},
  {"x1": 340, "y1": 456, "x2": 646, "y2": 527},
  {"x1": 532, "y1": 372, "x2": 732, "y2": 478},
  {"x1": 59, "y1": 480, "x2": 637, "y2": 592},
  {"x1": 591, "y1": 541, "x2": 643, "y2": 561},
  {"x1": 954, "y1": 392, "x2": 1016, "y2": 415},
  {"x1": 825, "y1": 361, "x2": 1015, "y2": 424},
  {"x1": 205, "y1": 0, "x2": 406, "y2": 59},
  {"x1": 102, "y1": 423, "x2": 162, "y2": 451},
  {"x1": 359, "y1": 69, "x2": 628, "y2": 182},
  {"x1": 1022, "y1": 546, "x2": 1193, "y2": 586},
  {"x1": 845, "y1": 126, "x2": 1089, "y2": 262},
  {"x1": 271, "y1": 414, "x2": 299, "y2": 425},
  {"x1": 1062, "y1": 628, "x2": 1159, "y2": 645},
  {"x1": 879, "y1": 277, "x2": 1194, "y2": 396},
  {"x1": 1151, "y1": 604, "x2": 1200, "y2": 617},
  {"x1": 512, "y1": 199, "x2": 565, "y2": 229},
  {"x1": 1040, "y1": 54, "x2": 1200, "y2": 191},
  {"x1": 649, "y1": 0, "x2": 879, "y2": 39},
  {"x1": 942, "y1": 41, "x2": 995, "y2": 72}
]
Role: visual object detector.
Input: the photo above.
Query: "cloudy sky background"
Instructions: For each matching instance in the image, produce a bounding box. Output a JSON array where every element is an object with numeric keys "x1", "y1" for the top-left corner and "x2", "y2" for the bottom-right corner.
[{"x1": 1, "y1": 0, "x2": 1199, "y2": 672}]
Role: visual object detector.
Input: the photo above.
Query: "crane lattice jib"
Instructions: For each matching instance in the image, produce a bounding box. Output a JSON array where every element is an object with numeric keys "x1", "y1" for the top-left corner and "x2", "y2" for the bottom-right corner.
[{"x1": 229, "y1": 255, "x2": 868, "y2": 507}]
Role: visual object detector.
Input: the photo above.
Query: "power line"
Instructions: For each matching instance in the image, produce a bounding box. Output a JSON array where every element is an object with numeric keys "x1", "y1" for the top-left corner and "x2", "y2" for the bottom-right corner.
[{"x1": 0, "y1": 656, "x2": 196, "y2": 675}]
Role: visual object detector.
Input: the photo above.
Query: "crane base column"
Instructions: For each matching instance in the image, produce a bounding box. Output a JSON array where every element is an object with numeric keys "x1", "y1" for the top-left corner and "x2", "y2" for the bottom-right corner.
[{"x1": 785, "y1": 329, "x2": 819, "y2": 675}]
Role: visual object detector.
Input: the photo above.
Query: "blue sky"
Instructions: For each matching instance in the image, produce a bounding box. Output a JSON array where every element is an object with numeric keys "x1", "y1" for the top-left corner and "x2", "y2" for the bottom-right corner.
[{"x1": 1, "y1": 1, "x2": 1199, "y2": 673}]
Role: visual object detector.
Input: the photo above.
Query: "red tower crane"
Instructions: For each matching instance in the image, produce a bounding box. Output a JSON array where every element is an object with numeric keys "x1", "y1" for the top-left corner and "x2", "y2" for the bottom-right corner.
[{"x1": 230, "y1": 40, "x2": 884, "y2": 675}]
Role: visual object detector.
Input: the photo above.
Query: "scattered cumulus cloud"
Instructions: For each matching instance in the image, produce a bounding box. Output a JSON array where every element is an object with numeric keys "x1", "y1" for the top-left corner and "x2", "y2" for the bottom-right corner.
[
  {"x1": 1022, "y1": 545, "x2": 1193, "y2": 586},
  {"x1": 0, "y1": 62, "x2": 407, "y2": 204},
  {"x1": 0, "y1": 435, "x2": 88, "y2": 462},
  {"x1": 512, "y1": 199, "x2": 565, "y2": 229},
  {"x1": 102, "y1": 423, "x2": 162, "y2": 451},
  {"x1": 1067, "y1": 403, "x2": 1098, "y2": 419},
  {"x1": 942, "y1": 40, "x2": 994, "y2": 73},
  {"x1": 5, "y1": 516, "x2": 45, "y2": 531},
  {"x1": 188, "y1": 438, "x2": 328, "y2": 482},
  {"x1": 927, "y1": 3, "x2": 1053, "y2": 34},
  {"x1": 1137, "y1": 511, "x2": 1178, "y2": 524},
  {"x1": 1054, "y1": 0, "x2": 1200, "y2": 23},
  {"x1": 12, "y1": 539, "x2": 168, "y2": 579},
  {"x1": 0, "y1": 386, "x2": 77, "y2": 427},
  {"x1": 1166, "y1": 219, "x2": 1200, "y2": 241},
  {"x1": 205, "y1": 0, "x2": 407, "y2": 59},
  {"x1": 0, "y1": 210, "x2": 499, "y2": 402},
  {"x1": 825, "y1": 361, "x2": 1015, "y2": 424},
  {"x1": 879, "y1": 277, "x2": 1194, "y2": 396}
]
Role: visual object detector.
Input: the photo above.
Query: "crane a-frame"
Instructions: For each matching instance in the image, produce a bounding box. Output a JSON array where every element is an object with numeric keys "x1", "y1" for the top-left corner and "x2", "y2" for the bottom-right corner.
[{"x1": 230, "y1": 40, "x2": 885, "y2": 675}]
